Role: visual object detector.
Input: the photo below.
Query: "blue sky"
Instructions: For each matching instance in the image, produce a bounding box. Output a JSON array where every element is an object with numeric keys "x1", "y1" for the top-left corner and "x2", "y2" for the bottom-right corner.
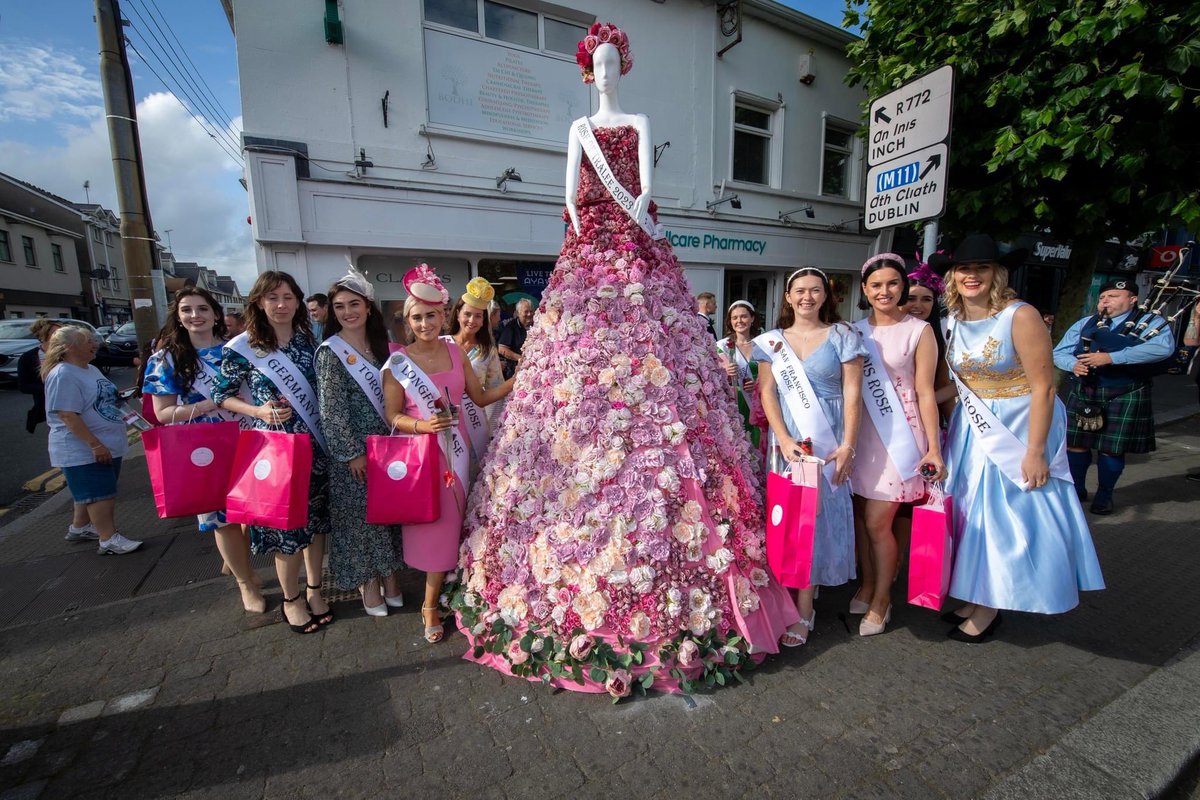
[{"x1": 0, "y1": 1, "x2": 855, "y2": 289}]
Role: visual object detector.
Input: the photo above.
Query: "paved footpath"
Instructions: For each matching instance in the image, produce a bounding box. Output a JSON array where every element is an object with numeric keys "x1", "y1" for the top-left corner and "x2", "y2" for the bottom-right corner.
[{"x1": 0, "y1": 379, "x2": 1198, "y2": 799}]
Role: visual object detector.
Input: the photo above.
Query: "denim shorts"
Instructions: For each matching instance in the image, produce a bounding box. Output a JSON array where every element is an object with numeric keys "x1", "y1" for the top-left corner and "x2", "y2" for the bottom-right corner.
[{"x1": 61, "y1": 458, "x2": 123, "y2": 504}]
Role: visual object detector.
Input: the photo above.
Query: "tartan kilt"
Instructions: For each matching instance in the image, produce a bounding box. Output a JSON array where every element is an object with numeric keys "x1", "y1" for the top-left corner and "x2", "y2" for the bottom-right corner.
[{"x1": 1065, "y1": 382, "x2": 1155, "y2": 454}]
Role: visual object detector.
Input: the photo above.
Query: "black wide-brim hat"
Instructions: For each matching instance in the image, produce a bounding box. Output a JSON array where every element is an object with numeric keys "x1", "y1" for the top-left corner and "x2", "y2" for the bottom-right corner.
[{"x1": 927, "y1": 233, "x2": 1028, "y2": 275}]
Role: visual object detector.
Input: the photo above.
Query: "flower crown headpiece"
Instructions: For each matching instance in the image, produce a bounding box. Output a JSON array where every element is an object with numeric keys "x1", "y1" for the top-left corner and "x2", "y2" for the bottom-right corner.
[
  {"x1": 333, "y1": 258, "x2": 375, "y2": 302},
  {"x1": 576, "y1": 23, "x2": 633, "y2": 84},
  {"x1": 909, "y1": 251, "x2": 946, "y2": 295},
  {"x1": 461, "y1": 277, "x2": 495, "y2": 310},
  {"x1": 403, "y1": 263, "x2": 450, "y2": 306}
]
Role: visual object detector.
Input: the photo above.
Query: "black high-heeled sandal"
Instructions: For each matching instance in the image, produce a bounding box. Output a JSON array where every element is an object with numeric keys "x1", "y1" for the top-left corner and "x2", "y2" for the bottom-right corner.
[
  {"x1": 307, "y1": 583, "x2": 335, "y2": 626},
  {"x1": 282, "y1": 592, "x2": 319, "y2": 635}
]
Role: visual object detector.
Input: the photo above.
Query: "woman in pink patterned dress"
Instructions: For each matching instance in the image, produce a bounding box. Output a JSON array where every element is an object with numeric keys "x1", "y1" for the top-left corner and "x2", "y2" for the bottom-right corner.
[
  {"x1": 452, "y1": 23, "x2": 799, "y2": 698},
  {"x1": 849, "y1": 254, "x2": 946, "y2": 636},
  {"x1": 383, "y1": 266, "x2": 513, "y2": 643}
]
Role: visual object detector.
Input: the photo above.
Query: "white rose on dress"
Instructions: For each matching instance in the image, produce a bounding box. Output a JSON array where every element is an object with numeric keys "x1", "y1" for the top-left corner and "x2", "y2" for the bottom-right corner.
[
  {"x1": 705, "y1": 548, "x2": 734, "y2": 574},
  {"x1": 629, "y1": 564, "x2": 656, "y2": 593}
]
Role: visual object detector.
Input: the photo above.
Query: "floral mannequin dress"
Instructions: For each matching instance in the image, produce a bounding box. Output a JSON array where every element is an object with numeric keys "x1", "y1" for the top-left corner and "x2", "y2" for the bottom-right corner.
[{"x1": 454, "y1": 125, "x2": 799, "y2": 694}]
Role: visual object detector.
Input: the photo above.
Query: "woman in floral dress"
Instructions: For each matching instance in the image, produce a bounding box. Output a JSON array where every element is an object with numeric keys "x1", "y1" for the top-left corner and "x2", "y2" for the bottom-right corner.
[
  {"x1": 143, "y1": 287, "x2": 266, "y2": 615},
  {"x1": 453, "y1": 23, "x2": 799, "y2": 697},
  {"x1": 214, "y1": 271, "x2": 333, "y2": 635},
  {"x1": 315, "y1": 266, "x2": 404, "y2": 616}
]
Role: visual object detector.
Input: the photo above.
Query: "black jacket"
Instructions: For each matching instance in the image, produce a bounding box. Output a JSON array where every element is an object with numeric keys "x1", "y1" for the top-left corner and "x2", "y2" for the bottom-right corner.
[{"x1": 17, "y1": 347, "x2": 46, "y2": 433}]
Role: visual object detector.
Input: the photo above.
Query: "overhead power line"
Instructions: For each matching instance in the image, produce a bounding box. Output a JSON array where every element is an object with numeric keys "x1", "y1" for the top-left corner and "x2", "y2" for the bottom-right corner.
[
  {"x1": 126, "y1": 0, "x2": 240, "y2": 137},
  {"x1": 122, "y1": 5, "x2": 242, "y2": 157},
  {"x1": 123, "y1": 35, "x2": 245, "y2": 168}
]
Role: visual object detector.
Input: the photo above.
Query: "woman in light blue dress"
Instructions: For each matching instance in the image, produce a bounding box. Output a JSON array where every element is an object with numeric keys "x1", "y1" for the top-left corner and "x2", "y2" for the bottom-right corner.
[
  {"x1": 932, "y1": 238, "x2": 1104, "y2": 642},
  {"x1": 755, "y1": 267, "x2": 865, "y2": 646}
]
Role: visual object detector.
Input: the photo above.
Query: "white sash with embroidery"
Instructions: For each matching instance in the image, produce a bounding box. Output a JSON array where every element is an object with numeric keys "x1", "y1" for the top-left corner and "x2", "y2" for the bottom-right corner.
[
  {"x1": 945, "y1": 305, "x2": 1070, "y2": 490},
  {"x1": 160, "y1": 351, "x2": 244, "y2": 424},
  {"x1": 318, "y1": 335, "x2": 385, "y2": 423},
  {"x1": 854, "y1": 319, "x2": 923, "y2": 480},
  {"x1": 386, "y1": 348, "x2": 470, "y2": 491},
  {"x1": 226, "y1": 332, "x2": 327, "y2": 452},
  {"x1": 458, "y1": 342, "x2": 492, "y2": 464},
  {"x1": 754, "y1": 330, "x2": 839, "y2": 482},
  {"x1": 574, "y1": 117, "x2": 665, "y2": 241}
]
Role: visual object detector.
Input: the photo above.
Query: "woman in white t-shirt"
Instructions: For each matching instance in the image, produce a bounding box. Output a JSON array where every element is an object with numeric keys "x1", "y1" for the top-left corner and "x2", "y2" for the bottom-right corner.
[{"x1": 42, "y1": 326, "x2": 142, "y2": 555}]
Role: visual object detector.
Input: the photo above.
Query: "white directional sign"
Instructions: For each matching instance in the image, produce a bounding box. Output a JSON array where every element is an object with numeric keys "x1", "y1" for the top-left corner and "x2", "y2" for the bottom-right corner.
[
  {"x1": 865, "y1": 143, "x2": 948, "y2": 230},
  {"x1": 867, "y1": 65, "x2": 954, "y2": 166}
]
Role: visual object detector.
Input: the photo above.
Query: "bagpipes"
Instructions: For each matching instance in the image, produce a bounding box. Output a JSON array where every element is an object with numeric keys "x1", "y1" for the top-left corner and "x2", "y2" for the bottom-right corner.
[{"x1": 1118, "y1": 241, "x2": 1198, "y2": 377}]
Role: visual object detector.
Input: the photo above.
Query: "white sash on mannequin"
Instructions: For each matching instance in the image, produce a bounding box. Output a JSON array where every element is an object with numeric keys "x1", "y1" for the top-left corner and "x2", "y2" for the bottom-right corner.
[
  {"x1": 226, "y1": 333, "x2": 327, "y2": 452},
  {"x1": 318, "y1": 335, "x2": 385, "y2": 423},
  {"x1": 753, "y1": 331, "x2": 838, "y2": 482},
  {"x1": 945, "y1": 305, "x2": 1071, "y2": 490},
  {"x1": 574, "y1": 117, "x2": 665, "y2": 240},
  {"x1": 386, "y1": 349, "x2": 470, "y2": 490},
  {"x1": 853, "y1": 319, "x2": 923, "y2": 480}
]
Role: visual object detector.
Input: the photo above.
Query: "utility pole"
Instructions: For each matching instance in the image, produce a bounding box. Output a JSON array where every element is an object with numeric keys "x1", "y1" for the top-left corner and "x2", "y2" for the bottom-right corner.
[{"x1": 95, "y1": 0, "x2": 160, "y2": 352}]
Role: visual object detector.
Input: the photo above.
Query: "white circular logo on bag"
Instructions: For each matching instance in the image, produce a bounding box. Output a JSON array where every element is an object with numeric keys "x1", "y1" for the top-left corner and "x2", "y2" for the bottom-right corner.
[
  {"x1": 770, "y1": 504, "x2": 783, "y2": 526},
  {"x1": 253, "y1": 458, "x2": 272, "y2": 480},
  {"x1": 386, "y1": 460, "x2": 408, "y2": 481},
  {"x1": 190, "y1": 447, "x2": 214, "y2": 467}
]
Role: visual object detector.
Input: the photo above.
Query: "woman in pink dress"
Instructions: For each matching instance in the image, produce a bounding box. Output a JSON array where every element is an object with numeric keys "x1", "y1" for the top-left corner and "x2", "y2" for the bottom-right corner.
[
  {"x1": 850, "y1": 254, "x2": 946, "y2": 636},
  {"x1": 382, "y1": 266, "x2": 513, "y2": 643}
]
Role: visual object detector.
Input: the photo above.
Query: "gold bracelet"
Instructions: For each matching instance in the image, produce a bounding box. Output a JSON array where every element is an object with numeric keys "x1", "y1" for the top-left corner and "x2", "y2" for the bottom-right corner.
[{"x1": 411, "y1": 418, "x2": 419, "y2": 434}]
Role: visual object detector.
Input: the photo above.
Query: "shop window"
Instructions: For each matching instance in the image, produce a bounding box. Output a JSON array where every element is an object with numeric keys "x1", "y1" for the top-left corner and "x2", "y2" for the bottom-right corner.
[
  {"x1": 0, "y1": 230, "x2": 10, "y2": 262},
  {"x1": 484, "y1": 2, "x2": 537, "y2": 48},
  {"x1": 52, "y1": 243, "x2": 65, "y2": 272},
  {"x1": 477, "y1": 259, "x2": 556, "y2": 316},
  {"x1": 732, "y1": 96, "x2": 781, "y2": 187},
  {"x1": 424, "y1": 0, "x2": 589, "y2": 58},
  {"x1": 821, "y1": 118, "x2": 859, "y2": 199},
  {"x1": 424, "y1": 0, "x2": 478, "y2": 31},
  {"x1": 544, "y1": 17, "x2": 587, "y2": 55},
  {"x1": 22, "y1": 236, "x2": 36, "y2": 267}
]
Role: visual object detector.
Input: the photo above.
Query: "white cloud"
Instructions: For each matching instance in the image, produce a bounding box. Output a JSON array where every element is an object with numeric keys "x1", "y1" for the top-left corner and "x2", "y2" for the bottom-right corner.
[
  {"x1": 0, "y1": 77, "x2": 258, "y2": 291},
  {"x1": 0, "y1": 43, "x2": 105, "y2": 125}
]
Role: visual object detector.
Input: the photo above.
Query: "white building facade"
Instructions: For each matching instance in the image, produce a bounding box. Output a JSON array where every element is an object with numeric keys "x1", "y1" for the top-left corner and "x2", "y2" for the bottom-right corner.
[{"x1": 226, "y1": 0, "x2": 871, "y2": 332}]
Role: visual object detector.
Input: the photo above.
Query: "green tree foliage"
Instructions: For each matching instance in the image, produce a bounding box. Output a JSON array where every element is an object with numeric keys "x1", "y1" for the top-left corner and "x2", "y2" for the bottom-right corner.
[{"x1": 845, "y1": 0, "x2": 1200, "y2": 321}]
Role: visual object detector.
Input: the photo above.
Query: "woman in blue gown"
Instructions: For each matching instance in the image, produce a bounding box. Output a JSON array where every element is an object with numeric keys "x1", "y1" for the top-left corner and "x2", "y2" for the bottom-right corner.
[
  {"x1": 755, "y1": 267, "x2": 865, "y2": 646},
  {"x1": 932, "y1": 236, "x2": 1104, "y2": 642}
]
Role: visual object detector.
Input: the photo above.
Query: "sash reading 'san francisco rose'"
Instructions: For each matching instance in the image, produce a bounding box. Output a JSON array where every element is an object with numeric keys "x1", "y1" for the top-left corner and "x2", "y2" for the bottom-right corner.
[{"x1": 753, "y1": 330, "x2": 838, "y2": 483}]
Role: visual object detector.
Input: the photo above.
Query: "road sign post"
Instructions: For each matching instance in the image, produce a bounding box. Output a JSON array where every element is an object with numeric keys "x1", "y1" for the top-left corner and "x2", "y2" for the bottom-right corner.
[{"x1": 865, "y1": 65, "x2": 955, "y2": 232}]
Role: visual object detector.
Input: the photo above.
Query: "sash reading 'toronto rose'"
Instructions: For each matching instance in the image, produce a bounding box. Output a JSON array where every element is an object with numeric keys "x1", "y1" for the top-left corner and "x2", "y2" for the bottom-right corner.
[{"x1": 318, "y1": 335, "x2": 386, "y2": 423}]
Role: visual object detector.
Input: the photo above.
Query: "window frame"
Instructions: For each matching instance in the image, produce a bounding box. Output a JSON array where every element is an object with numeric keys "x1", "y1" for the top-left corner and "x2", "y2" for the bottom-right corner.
[
  {"x1": 820, "y1": 113, "x2": 861, "y2": 200},
  {"x1": 0, "y1": 230, "x2": 11, "y2": 263},
  {"x1": 422, "y1": 0, "x2": 589, "y2": 61},
  {"x1": 729, "y1": 92, "x2": 785, "y2": 189},
  {"x1": 21, "y1": 236, "x2": 37, "y2": 268},
  {"x1": 51, "y1": 243, "x2": 65, "y2": 272}
]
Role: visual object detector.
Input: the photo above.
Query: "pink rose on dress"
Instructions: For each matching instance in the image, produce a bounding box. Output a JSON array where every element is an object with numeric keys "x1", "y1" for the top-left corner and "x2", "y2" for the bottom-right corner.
[
  {"x1": 584, "y1": 34, "x2": 600, "y2": 53},
  {"x1": 677, "y1": 639, "x2": 700, "y2": 667},
  {"x1": 605, "y1": 668, "x2": 632, "y2": 698},
  {"x1": 569, "y1": 634, "x2": 594, "y2": 660}
]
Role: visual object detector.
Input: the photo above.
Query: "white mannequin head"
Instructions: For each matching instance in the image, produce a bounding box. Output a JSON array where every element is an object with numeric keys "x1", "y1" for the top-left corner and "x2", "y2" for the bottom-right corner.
[{"x1": 593, "y1": 42, "x2": 622, "y2": 94}]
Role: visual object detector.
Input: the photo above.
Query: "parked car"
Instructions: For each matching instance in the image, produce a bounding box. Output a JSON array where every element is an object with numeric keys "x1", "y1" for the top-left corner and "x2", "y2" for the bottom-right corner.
[
  {"x1": 0, "y1": 319, "x2": 107, "y2": 384},
  {"x1": 102, "y1": 321, "x2": 140, "y2": 366},
  {"x1": 95, "y1": 325, "x2": 114, "y2": 338}
]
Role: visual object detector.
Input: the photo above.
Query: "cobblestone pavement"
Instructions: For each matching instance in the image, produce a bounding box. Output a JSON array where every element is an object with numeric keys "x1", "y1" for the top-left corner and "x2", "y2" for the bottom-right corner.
[{"x1": 0, "y1": 392, "x2": 1197, "y2": 798}]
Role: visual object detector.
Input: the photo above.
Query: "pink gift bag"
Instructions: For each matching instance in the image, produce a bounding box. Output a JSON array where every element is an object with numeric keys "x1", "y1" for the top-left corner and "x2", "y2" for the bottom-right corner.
[
  {"x1": 907, "y1": 486, "x2": 955, "y2": 610},
  {"x1": 225, "y1": 430, "x2": 313, "y2": 530},
  {"x1": 365, "y1": 433, "x2": 440, "y2": 524},
  {"x1": 765, "y1": 459, "x2": 821, "y2": 589},
  {"x1": 143, "y1": 421, "x2": 239, "y2": 518}
]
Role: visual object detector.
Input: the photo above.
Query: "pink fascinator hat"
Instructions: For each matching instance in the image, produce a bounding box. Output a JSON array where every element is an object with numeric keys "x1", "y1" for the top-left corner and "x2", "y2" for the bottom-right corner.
[{"x1": 403, "y1": 263, "x2": 450, "y2": 306}]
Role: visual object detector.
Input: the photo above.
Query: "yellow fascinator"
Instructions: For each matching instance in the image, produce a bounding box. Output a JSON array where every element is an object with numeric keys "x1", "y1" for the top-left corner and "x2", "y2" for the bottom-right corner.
[{"x1": 461, "y1": 277, "x2": 495, "y2": 310}]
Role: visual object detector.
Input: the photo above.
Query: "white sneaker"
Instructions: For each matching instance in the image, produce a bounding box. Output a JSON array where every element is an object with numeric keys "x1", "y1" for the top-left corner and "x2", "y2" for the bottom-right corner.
[
  {"x1": 97, "y1": 533, "x2": 143, "y2": 555},
  {"x1": 65, "y1": 523, "x2": 100, "y2": 542}
]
